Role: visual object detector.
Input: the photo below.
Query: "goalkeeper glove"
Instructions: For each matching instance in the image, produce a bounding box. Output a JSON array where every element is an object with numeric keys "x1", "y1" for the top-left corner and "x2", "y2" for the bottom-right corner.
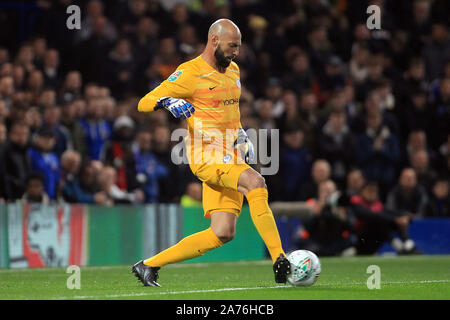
[
  {"x1": 233, "y1": 128, "x2": 255, "y2": 164},
  {"x1": 155, "y1": 97, "x2": 195, "y2": 119}
]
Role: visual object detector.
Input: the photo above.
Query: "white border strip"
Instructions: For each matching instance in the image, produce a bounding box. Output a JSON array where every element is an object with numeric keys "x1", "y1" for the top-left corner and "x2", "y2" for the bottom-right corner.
[{"x1": 49, "y1": 279, "x2": 450, "y2": 300}]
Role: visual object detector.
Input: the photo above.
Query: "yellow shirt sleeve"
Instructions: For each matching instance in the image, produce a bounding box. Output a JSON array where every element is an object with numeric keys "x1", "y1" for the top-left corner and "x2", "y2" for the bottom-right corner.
[{"x1": 137, "y1": 67, "x2": 198, "y2": 112}]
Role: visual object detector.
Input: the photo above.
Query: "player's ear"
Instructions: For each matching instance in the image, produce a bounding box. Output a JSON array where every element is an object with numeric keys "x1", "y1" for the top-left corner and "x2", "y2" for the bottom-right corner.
[{"x1": 211, "y1": 34, "x2": 220, "y2": 47}]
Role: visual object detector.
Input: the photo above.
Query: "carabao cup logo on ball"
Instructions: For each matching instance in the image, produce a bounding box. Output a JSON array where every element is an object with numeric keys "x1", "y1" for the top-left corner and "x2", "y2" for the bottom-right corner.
[
  {"x1": 168, "y1": 70, "x2": 182, "y2": 82},
  {"x1": 292, "y1": 257, "x2": 312, "y2": 281}
]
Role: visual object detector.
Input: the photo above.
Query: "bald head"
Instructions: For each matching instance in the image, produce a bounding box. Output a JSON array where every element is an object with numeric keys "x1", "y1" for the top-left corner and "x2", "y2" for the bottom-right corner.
[
  {"x1": 204, "y1": 19, "x2": 241, "y2": 70},
  {"x1": 208, "y1": 19, "x2": 241, "y2": 39}
]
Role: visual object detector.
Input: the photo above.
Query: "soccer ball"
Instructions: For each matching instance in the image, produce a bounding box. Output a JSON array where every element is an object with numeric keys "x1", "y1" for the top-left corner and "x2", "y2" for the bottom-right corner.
[{"x1": 286, "y1": 250, "x2": 321, "y2": 287}]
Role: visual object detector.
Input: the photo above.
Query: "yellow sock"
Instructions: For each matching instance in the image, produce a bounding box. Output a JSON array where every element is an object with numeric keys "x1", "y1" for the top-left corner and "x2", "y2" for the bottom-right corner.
[
  {"x1": 246, "y1": 188, "x2": 285, "y2": 263},
  {"x1": 144, "y1": 227, "x2": 223, "y2": 267}
]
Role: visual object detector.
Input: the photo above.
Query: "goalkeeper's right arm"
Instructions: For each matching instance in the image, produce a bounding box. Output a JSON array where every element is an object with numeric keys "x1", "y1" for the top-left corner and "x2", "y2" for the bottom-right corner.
[
  {"x1": 137, "y1": 86, "x2": 170, "y2": 112},
  {"x1": 138, "y1": 66, "x2": 196, "y2": 112}
]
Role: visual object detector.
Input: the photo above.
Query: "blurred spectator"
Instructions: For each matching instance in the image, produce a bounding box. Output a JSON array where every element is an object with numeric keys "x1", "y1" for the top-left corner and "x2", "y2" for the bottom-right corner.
[
  {"x1": 60, "y1": 98, "x2": 86, "y2": 156},
  {"x1": 0, "y1": 122, "x2": 6, "y2": 146},
  {"x1": 299, "y1": 159, "x2": 331, "y2": 201},
  {"x1": 2, "y1": 122, "x2": 30, "y2": 200},
  {"x1": 38, "y1": 88, "x2": 57, "y2": 109},
  {"x1": 42, "y1": 105, "x2": 71, "y2": 157},
  {"x1": 101, "y1": 115, "x2": 138, "y2": 192},
  {"x1": 31, "y1": 36, "x2": 47, "y2": 67},
  {"x1": 318, "y1": 110, "x2": 355, "y2": 187},
  {"x1": 318, "y1": 89, "x2": 345, "y2": 122},
  {"x1": 177, "y1": 24, "x2": 199, "y2": 58},
  {"x1": 100, "y1": 94, "x2": 117, "y2": 125},
  {"x1": 374, "y1": 78, "x2": 396, "y2": 113},
  {"x1": 78, "y1": 160, "x2": 102, "y2": 198},
  {"x1": 425, "y1": 179, "x2": 450, "y2": 217},
  {"x1": 130, "y1": 16, "x2": 159, "y2": 72},
  {"x1": 0, "y1": 76, "x2": 15, "y2": 109},
  {"x1": 0, "y1": 99, "x2": 9, "y2": 124},
  {"x1": 131, "y1": 128, "x2": 168, "y2": 203},
  {"x1": 14, "y1": 44, "x2": 34, "y2": 73},
  {"x1": 423, "y1": 23, "x2": 450, "y2": 81},
  {"x1": 155, "y1": 37, "x2": 181, "y2": 79},
  {"x1": 406, "y1": 0, "x2": 432, "y2": 53},
  {"x1": 355, "y1": 111, "x2": 401, "y2": 198},
  {"x1": 180, "y1": 181, "x2": 202, "y2": 207},
  {"x1": 307, "y1": 25, "x2": 333, "y2": 85},
  {"x1": 137, "y1": 59, "x2": 164, "y2": 96},
  {"x1": 60, "y1": 70, "x2": 82, "y2": 100},
  {"x1": 386, "y1": 168, "x2": 429, "y2": 218},
  {"x1": 282, "y1": 49, "x2": 314, "y2": 94},
  {"x1": 261, "y1": 77, "x2": 284, "y2": 118},
  {"x1": 430, "y1": 76, "x2": 450, "y2": 149},
  {"x1": 397, "y1": 57, "x2": 428, "y2": 108},
  {"x1": 275, "y1": 90, "x2": 302, "y2": 132},
  {"x1": 77, "y1": 15, "x2": 115, "y2": 84},
  {"x1": 298, "y1": 180, "x2": 356, "y2": 256},
  {"x1": 0, "y1": 47, "x2": 9, "y2": 65},
  {"x1": 278, "y1": 126, "x2": 312, "y2": 201},
  {"x1": 349, "y1": 43, "x2": 370, "y2": 84},
  {"x1": 28, "y1": 127, "x2": 60, "y2": 200},
  {"x1": 438, "y1": 134, "x2": 450, "y2": 173},
  {"x1": 315, "y1": 55, "x2": 347, "y2": 104},
  {"x1": 405, "y1": 130, "x2": 437, "y2": 167},
  {"x1": 97, "y1": 166, "x2": 144, "y2": 205},
  {"x1": 151, "y1": 124, "x2": 181, "y2": 202},
  {"x1": 255, "y1": 99, "x2": 277, "y2": 131},
  {"x1": 297, "y1": 90, "x2": 319, "y2": 153},
  {"x1": 349, "y1": 181, "x2": 416, "y2": 255},
  {"x1": 410, "y1": 149, "x2": 438, "y2": 193},
  {"x1": 24, "y1": 106, "x2": 43, "y2": 134},
  {"x1": 352, "y1": 90, "x2": 400, "y2": 136},
  {"x1": 79, "y1": 97, "x2": 112, "y2": 160},
  {"x1": 22, "y1": 172, "x2": 49, "y2": 204},
  {"x1": 117, "y1": 0, "x2": 152, "y2": 35},
  {"x1": 345, "y1": 168, "x2": 366, "y2": 198},
  {"x1": 60, "y1": 150, "x2": 108, "y2": 205},
  {"x1": 75, "y1": 0, "x2": 118, "y2": 44},
  {"x1": 27, "y1": 69, "x2": 45, "y2": 103},
  {"x1": 41, "y1": 48, "x2": 61, "y2": 89},
  {"x1": 102, "y1": 38, "x2": 136, "y2": 100}
]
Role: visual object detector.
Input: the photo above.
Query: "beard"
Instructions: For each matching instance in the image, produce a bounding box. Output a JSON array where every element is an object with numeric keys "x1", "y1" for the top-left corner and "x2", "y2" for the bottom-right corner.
[{"x1": 214, "y1": 45, "x2": 232, "y2": 69}]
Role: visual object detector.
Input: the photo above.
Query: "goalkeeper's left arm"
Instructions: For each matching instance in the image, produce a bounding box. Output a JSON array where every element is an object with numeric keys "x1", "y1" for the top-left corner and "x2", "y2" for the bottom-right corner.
[{"x1": 234, "y1": 128, "x2": 255, "y2": 165}]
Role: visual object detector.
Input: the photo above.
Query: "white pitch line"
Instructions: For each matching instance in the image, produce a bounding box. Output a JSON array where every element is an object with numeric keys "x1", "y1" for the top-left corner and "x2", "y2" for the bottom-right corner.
[
  {"x1": 51, "y1": 285, "x2": 287, "y2": 300},
  {"x1": 49, "y1": 279, "x2": 450, "y2": 300}
]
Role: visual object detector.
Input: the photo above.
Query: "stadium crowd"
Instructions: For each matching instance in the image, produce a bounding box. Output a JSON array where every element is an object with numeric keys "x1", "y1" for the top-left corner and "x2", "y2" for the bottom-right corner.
[{"x1": 0, "y1": 0, "x2": 449, "y2": 255}]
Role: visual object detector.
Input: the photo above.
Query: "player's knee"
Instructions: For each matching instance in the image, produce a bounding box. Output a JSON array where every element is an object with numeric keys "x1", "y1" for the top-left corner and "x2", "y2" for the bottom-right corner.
[
  {"x1": 214, "y1": 228, "x2": 235, "y2": 244},
  {"x1": 248, "y1": 174, "x2": 265, "y2": 191}
]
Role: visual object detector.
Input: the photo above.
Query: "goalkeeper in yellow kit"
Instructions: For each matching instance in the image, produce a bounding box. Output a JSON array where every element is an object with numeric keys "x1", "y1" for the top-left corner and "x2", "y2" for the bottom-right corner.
[{"x1": 132, "y1": 19, "x2": 290, "y2": 286}]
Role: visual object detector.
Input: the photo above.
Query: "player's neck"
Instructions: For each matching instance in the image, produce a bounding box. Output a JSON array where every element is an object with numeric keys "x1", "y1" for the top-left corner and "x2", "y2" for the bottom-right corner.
[{"x1": 201, "y1": 52, "x2": 226, "y2": 73}]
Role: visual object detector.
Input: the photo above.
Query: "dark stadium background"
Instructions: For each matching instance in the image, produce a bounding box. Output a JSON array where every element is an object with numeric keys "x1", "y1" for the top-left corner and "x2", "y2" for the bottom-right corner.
[{"x1": 0, "y1": 0, "x2": 449, "y2": 264}]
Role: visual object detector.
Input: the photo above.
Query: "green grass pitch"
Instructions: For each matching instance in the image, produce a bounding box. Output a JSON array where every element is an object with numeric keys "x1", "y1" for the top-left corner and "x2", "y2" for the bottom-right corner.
[{"x1": 0, "y1": 255, "x2": 449, "y2": 300}]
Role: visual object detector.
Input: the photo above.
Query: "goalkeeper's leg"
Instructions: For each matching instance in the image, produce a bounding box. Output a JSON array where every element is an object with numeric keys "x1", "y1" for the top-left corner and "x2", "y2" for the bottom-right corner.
[
  {"x1": 132, "y1": 226, "x2": 223, "y2": 287},
  {"x1": 144, "y1": 212, "x2": 236, "y2": 267},
  {"x1": 144, "y1": 211, "x2": 236, "y2": 267},
  {"x1": 237, "y1": 168, "x2": 290, "y2": 283}
]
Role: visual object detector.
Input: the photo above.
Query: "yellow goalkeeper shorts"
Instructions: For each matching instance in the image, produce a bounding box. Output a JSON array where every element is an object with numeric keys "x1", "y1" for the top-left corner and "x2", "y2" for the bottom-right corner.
[{"x1": 190, "y1": 162, "x2": 251, "y2": 218}]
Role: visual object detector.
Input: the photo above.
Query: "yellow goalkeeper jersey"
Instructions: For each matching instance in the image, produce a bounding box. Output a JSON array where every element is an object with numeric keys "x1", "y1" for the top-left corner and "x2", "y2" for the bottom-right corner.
[{"x1": 138, "y1": 55, "x2": 242, "y2": 165}]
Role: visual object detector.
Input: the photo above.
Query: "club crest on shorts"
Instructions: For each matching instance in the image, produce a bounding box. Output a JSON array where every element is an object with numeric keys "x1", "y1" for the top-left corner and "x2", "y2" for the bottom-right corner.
[{"x1": 222, "y1": 154, "x2": 232, "y2": 163}]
